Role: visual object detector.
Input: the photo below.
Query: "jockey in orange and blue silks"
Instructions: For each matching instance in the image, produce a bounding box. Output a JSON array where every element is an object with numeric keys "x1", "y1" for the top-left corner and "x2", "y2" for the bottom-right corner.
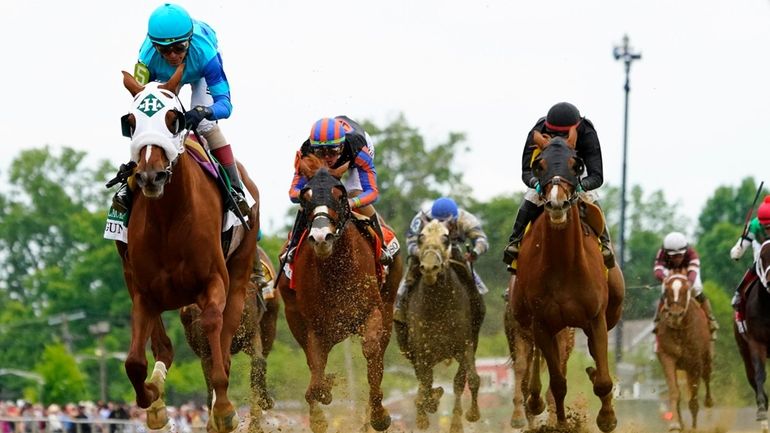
[
  {"x1": 284, "y1": 116, "x2": 392, "y2": 266},
  {"x1": 111, "y1": 3, "x2": 249, "y2": 217},
  {"x1": 730, "y1": 196, "x2": 770, "y2": 333}
]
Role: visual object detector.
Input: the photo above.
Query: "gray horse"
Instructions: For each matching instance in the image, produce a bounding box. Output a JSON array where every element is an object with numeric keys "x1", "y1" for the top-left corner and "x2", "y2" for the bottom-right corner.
[{"x1": 396, "y1": 219, "x2": 485, "y2": 433}]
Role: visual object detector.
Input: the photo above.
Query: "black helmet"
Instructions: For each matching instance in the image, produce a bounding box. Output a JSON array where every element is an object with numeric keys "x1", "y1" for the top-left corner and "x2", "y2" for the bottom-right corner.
[{"x1": 545, "y1": 102, "x2": 581, "y2": 132}]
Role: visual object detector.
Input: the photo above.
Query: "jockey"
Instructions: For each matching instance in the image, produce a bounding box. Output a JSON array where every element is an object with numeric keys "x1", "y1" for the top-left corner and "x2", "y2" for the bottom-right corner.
[
  {"x1": 730, "y1": 195, "x2": 770, "y2": 330},
  {"x1": 393, "y1": 196, "x2": 489, "y2": 323},
  {"x1": 284, "y1": 116, "x2": 392, "y2": 266},
  {"x1": 112, "y1": 3, "x2": 249, "y2": 217},
  {"x1": 652, "y1": 231, "x2": 719, "y2": 340},
  {"x1": 502, "y1": 102, "x2": 615, "y2": 273}
]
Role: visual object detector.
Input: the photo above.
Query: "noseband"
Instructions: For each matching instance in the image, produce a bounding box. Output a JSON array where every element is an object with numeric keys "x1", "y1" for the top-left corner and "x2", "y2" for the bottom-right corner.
[{"x1": 301, "y1": 171, "x2": 351, "y2": 240}]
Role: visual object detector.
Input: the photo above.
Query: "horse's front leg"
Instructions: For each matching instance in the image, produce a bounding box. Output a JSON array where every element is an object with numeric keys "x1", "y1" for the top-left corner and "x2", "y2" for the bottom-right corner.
[
  {"x1": 304, "y1": 330, "x2": 331, "y2": 433},
  {"x1": 360, "y1": 307, "x2": 391, "y2": 432},
  {"x1": 200, "y1": 277, "x2": 239, "y2": 433},
  {"x1": 507, "y1": 327, "x2": 530, "y2": 429},
  {"x1": 413, "y1": 361, "x2": 440, "y2": 430},
  {"x1": 462, "y1": 339, "x2": 481, "y2": 423},
  {"x1": 450, "y1": 360, "x2": 467, "y2": 433},
  {"x1": 749, "y1": 340, "x2": 769, "y2": 421},
  {"x1": 686, "y1": 369, "x2": 701, "y2": 429},
  {"x1": 584, "y1": 313, "x2": 616, "y2": 433},
  {"x1": 533, "y1": 325, "x2": 565, "y2": 428}
]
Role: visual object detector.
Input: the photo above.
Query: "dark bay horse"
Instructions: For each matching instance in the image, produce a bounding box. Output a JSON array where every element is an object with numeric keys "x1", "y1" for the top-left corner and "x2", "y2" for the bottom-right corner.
[
  {"x1": 116, "y1": 66, "x2": 257, "y2": 433},
  {"x1": 736, "y1": 240, "x2": 770, "y2": 433},
  {"x1": 504, "y1": 274, "x2": 575, "y2": 430},
  {"x1": 181, "y1": 241, "x2": 274, "y2": 433},
  {"x1": 656, "y1": 271, "x2": 713, "y2": 432},
  {"x1": 276, "y1": 155, "x2": 403, "y2": 433},
  {"x1": 397, "y1": 219, "x2": 485, "y2": 433},
  {"x1": 511, "y1": 129, "x2": 625, "y2": 432}
]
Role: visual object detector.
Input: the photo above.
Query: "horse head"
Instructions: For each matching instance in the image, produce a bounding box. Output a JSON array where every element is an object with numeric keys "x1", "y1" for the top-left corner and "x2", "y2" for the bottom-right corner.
[
  {"x1": 661, "y1": 272, "x2": 693, "y2": 328},
  {"x1": 531, "y1": 128, "x2": 584, "y2": 226},
  {"x1": 298, "y1": 155, "x2": 351, "y2": 259},
  {"x1": 417, "y1": 219, "x2": 451, "y2": 285},
  {"x1": 120, "y1": 65, "x2": 187, "y2": 199}
]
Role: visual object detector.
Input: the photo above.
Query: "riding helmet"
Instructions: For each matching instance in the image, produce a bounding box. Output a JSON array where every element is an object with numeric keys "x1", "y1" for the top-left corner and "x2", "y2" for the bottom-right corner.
[
  {"x1": 663, "y1": 232, "x2": 688, "y2": 255},
  {"x1": 545, "y1": 102, "x2": 581, "y2": 132},
  {"x1": 148, "y1": 3, "x2": 194, "y2": 45},
  {"x1": 758, "y1": 196, "x2": 770, "y2": 225},
  {"x1": 431, "y1": 197, "x2": 459, "y2": 221},
  {"x1": 309, "y1": 118, "x2": 347, "y2": 147}
]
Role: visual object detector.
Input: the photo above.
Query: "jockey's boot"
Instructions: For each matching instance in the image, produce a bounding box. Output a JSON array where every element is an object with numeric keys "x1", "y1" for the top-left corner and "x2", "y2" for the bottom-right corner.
[
  {"x1": 599, "y1": 226, "x2": 616, "y2": 269},
  {"x1": 696, "y1": 293, "x2": 719, "y2": 341},
  {"x1": 503, "y1": 200, "x2": 542, "y2": 274},
  {"x1": 281, "y1": 211, "x2": 307, "y2": 265},
  {"x1": 112, "y1": 182, "x2": 133, "y2": 213},
  {"x1": 370, "y1": 213, "x2": 393, "y2": 266},
  {"x1": 223, "y1": 163, "x2": 251, "y2": 217},
  {"x1": 251, "y1": 258, "x2": 268, "y2": 289},
  {"x1": 652, "y1": 298, "x2": 662, "y2": 334}
]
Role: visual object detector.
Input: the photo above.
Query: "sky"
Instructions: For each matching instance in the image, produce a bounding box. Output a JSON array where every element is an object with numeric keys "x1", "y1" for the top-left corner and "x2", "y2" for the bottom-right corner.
[{"x1": 1, "y1": 0, "x2": 769, "y2": 233}]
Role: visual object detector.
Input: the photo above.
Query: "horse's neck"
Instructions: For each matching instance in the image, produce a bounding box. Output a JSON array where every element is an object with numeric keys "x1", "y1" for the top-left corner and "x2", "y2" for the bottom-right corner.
[
  {"x1": 540, "y1": 206, "x2": 584, "y2": 260},
  {"x1": 144, "y1": 152, "x2": 217, "y2": 222}
]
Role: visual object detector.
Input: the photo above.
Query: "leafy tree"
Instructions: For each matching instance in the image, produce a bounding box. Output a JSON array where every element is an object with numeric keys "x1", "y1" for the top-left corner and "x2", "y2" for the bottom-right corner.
[{"x1": 35, "y1": 344, "x2": 88, "y2": 404}]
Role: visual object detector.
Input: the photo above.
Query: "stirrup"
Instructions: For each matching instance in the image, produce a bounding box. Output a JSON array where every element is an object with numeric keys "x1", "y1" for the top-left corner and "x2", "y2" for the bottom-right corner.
[
  {"x1": 231, "y1": 188, "x2": 250, "y2": 216},
  {"x1": 380, "y1": 248, "x2": 393, "y2": 266}
]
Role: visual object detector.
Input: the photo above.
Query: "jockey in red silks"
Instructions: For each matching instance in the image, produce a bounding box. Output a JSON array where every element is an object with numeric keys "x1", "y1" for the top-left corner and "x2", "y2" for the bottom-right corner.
[
  {"x1": 283, "y1": 116, "x2": 392, "y2": 266},
  {"x1": 730, "y1": 195, "x2": 770, "y2": 333},
  {"x1": 652, "y1": 231, "x2": 719, "y2": 340}
]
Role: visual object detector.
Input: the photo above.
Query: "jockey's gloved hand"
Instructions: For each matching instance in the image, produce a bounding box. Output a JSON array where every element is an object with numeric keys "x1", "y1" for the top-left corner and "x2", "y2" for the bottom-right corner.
[
  {"x1": 185, "y1": 106, "x2": 213, "y2": 130},
  {"x1": 528, "y1": 178, "x2": 542, "y2": 194},
  {"x1": 466, "y1": 249, "x2": 479, "y2": 262}
]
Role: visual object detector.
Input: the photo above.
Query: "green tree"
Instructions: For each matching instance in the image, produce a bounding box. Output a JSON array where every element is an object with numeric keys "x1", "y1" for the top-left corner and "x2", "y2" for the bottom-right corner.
[{"x1": 35, "y1": 344, "x2": 88, "y2": 404}]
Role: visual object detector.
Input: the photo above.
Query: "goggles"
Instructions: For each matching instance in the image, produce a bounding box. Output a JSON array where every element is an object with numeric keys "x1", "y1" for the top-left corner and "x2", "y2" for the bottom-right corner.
[{"x1": 154, "y1": 40, "x2": 190, "y2": 55}]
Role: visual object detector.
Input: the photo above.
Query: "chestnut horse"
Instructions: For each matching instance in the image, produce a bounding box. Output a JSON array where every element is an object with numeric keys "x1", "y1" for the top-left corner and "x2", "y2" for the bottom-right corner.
[
  {"x1": 656, "y1": 271, "x2": 713, "y2": 432},
  {"x1": 180, "y1": 242, "x2": 276, "y2": 433},
  {"x1": 276, "y1": 155, "x2": 403, "y2": 433},
  {"x1": 397, "y1": 219, "x2": 485, "y2": 433},
  {"x1": 735, "y1": 240, "x2": 770, "y2": 433},
  {"x1": 115, "y1": 66, "x2": 258, "y2": 433},
  {"x1": 504, "y1": 275, "x2": 575, "y2": 430},
  {"x1": 511, "y1": 130, "x2": 624, "y2": 432}
]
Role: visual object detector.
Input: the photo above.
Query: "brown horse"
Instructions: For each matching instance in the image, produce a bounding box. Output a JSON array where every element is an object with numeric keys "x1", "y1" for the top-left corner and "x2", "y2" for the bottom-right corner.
[
  {"x1": 397, "y1": 219, "x2": 485, "y2": 433},
  {"x1": 735, "y1": 240, "x2": 770, "y2": 433},
  {"x1": 656, "y1": 271, "x2": 713, "y2": 432},
  {"x1": 255, "y1": 246, "x2": 281, "y2": 358},
  {"x1": 276, "y1": 155, "x2": 402, "y2": 433},
  {"x1": 504, "y1": 275, "x2": 575, "y2": 430},
  {"x1": 115, "y1": 66, "x2": 257, "y2": 433},
  {"x1": 511, "y1": 130, "x2": 625, "y2": 432}
]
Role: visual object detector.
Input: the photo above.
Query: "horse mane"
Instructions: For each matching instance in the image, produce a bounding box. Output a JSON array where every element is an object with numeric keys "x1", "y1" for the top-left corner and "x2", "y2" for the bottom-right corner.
[
  {"x1": 533, "y1": 127, "x2": 577, "y2": 149},
  {"x1": 299, "y1": 154, "x2": 349, "y2": 179}
]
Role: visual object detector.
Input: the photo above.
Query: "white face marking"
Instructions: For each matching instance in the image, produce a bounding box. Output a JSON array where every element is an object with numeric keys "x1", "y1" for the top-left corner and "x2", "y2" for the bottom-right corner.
[
  {"x1": 145, "y1": 145, "x2": 153, "y2": 163},
  {"x1": 549, "y1": 184, "x2": 559, "y2": 203},
  {"x1": 671, "y1": 278, "x2": 682, "y2": 302}
]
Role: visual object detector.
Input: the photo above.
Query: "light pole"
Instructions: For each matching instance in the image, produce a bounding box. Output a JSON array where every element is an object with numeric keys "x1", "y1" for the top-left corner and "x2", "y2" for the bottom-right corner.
[
  {"x1": 613, "y1": 35, "x2": 641, "y2": 364},
  {"x1": 89, "y1": 321, "x2": 111, "y2": 402}
]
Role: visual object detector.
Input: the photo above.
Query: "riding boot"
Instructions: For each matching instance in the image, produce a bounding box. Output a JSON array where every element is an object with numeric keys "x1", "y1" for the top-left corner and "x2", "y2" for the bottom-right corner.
[
  {"x1": 370, "y1": 213, "x2": 393, "y2": 266},
  {"x1": 696, "y1": 293, "x2": 719, "y2": 341},
  {"x1": 599, "y1": 226, "x2": 616, "y2": 269},
  {"x1": 222, "y1": 163, "x2": 251, "y2": 217},
  {"x1": 251, "y1": 257, "x2": 268, "y2": 289},
  {"x1": 652, "y1": 298, "x2": 662, "y2": 334},
  {"x1": 112, "y1": 182, "x2": 133, "y2": 213},
  {"x1": 502, "y1": 200, "x2": 543, "y2": 273},
  {"x1": 281, "y1": 210, "x2": 306, "y2": 264}
]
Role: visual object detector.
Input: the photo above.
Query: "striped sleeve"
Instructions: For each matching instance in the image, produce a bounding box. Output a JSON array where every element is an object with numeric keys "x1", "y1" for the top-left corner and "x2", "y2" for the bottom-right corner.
[
  {"x1": 352, "y1": 146, "x2": 379, "y2": 208},
  {"x1": 201, "y1": 54, "x2": 232, "y2": 120}
]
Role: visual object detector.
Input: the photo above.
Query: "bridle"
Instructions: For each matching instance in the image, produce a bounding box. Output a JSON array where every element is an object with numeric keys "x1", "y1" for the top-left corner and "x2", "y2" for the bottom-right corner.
[
  {"x1": 661, "y1": 274, "x2": 693, "y2": 328},
  {"x1": 300, "y1": 171, "x2": 351, "y2": 241}
]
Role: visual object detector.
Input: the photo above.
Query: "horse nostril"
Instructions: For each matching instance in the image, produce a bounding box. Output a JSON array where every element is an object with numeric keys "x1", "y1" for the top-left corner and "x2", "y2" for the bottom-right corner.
[
  {"x1": 155, "y1": 171, "x2": 168, "y2": 184},
  {"x1": 324, "y1": 233, "x2": 334, "y2": 242}
]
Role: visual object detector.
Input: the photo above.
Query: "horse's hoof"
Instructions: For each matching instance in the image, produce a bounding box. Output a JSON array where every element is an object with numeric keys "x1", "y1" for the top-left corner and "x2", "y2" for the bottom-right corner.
[
  {"x1": 510, "y1": 416, "x2": 526, "y2": 429},
  {"x1": 369, "y1": 412, "x2": 391, "y2": 432},
  {"x1": 526, "y1": 396, "x2": 545, "y2": 416},
  {"x1": 146, "y1": 398, "x2": 169, "y2": 430},
  {"x1": 667, "y1": 422, "x2": 682, "y2": 432},
  {"x1": 208, "y1": 411, "x2": 240, "y2": 433},
  {"x1": 425, "y1": 387, "x2": 443, "y2": 413},
  {"x1": 450, "y1": 415, "x2": 464, "y2": 433},
  {"x1": 597, "y1": 410, "x2": 617, "y2": 433},
  {"x1": 705, "y1": 396, "x2": 714, "y2": 408},
  {"x1": 761, "y1": 419, "x2": 769, "y2": 433},
  {"x1": 465, "y1": 405, "x2": 480, "y2": 422},
  {"x1": 257, "y1": 393, "x2": 274, "y2": 410}
]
